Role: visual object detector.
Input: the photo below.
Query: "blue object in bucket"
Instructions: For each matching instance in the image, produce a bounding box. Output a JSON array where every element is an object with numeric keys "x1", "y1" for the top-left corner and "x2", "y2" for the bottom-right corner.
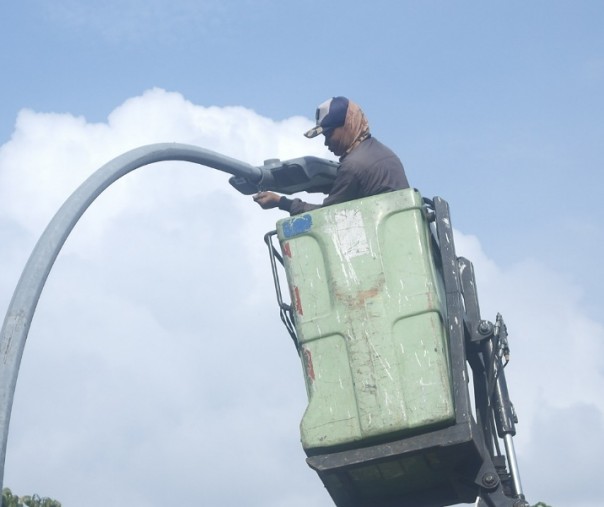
[{"x1": 282, "y1": 214, "x2": 313, "y2": 238}]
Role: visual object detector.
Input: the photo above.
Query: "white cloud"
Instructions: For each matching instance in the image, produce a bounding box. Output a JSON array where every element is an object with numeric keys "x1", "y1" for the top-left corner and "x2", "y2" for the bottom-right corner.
[
  {"x1": 455, "y1": 230, "x2": 604, "y2": 506},
  {"x1": 1, "y1": 89, "x2": 601, "y2": 507}
]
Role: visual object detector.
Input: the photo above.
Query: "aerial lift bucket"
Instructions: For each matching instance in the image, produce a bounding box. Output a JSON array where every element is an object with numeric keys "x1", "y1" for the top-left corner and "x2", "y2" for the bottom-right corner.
[{"x1": 264, "y1": 189, "x2": 529, "y2": 507}]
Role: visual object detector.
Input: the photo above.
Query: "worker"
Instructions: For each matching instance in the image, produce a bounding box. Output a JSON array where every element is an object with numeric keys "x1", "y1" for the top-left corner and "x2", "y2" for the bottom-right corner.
[{"x1": 253, "y1": 96, "x2": 409, "y2": 215}]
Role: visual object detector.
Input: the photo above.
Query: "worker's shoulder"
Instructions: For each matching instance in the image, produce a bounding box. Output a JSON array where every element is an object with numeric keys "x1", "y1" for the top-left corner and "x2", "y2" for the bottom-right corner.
[
  {"x1": 346, "y1": 137, "x2": 402, "y2": 168},
  {"x1": 351, "y1": 137, "x2": 397, "y2": 159}
]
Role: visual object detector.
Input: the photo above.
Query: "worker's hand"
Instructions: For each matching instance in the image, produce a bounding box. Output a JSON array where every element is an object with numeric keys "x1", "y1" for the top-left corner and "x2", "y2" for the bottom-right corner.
[{"x1": 253, "y1": 191, "x2": 281, "y2": 209}]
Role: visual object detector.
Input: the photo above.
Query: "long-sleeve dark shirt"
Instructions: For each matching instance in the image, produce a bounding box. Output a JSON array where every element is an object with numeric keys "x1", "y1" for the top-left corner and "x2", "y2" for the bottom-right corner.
[{"x1": 279, "y1": 136, "x2": 409, "y2": 216}]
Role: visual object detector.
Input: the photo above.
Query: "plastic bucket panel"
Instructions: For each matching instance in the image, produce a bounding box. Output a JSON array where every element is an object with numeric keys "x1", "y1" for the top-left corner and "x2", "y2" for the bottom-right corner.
[{"x1": 277, "y1": 189, "x2": 454, "y2": 453}]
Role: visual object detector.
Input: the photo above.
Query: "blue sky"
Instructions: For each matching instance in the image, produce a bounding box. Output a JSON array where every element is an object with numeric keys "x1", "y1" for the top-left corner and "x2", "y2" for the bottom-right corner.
[{"x1": 1, "y1": 2, "x2": 603, "y2": 506}]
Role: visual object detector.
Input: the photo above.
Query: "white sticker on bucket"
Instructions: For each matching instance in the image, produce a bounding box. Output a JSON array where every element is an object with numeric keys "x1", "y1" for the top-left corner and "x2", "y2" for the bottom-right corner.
[{"x1": 330, "y1": 209, "x2": 370, "y2": 260}]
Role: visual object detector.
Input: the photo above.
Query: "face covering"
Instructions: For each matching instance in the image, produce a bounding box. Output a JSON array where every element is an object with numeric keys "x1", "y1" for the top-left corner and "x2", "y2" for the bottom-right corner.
[{"x1": 326, "y1": 100, "x2": 371, "y2": 159}]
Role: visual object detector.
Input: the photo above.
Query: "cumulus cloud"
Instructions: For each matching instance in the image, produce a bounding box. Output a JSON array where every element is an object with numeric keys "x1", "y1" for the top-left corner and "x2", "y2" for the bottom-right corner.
[
  {"x1": 1, "y1": 89, "x2": 601, "y2": 507},
  {"x1": 454, "y1": 230, "x2": 604, "y2": 507}
]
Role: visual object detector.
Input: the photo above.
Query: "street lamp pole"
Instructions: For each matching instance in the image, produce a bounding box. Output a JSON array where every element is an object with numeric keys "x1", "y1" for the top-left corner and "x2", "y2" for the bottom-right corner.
[{"x1": 0, "y1": 142, "x2": 263, "y2": 491}]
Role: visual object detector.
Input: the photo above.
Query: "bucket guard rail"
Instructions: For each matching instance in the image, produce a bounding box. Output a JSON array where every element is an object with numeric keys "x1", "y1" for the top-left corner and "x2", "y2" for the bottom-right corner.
[
  {"x1": 264, "y1": 230, "x2": 299, "y2": 351},
  {"x1": 264, "y1": 195, "x2": 529, "y2": 507}
]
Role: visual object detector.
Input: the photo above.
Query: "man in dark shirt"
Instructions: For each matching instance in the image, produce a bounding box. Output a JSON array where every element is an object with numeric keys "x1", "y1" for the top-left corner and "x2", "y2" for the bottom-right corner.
[{"x1": 254, "y1": 96, "x2": 409, "y2": 216}]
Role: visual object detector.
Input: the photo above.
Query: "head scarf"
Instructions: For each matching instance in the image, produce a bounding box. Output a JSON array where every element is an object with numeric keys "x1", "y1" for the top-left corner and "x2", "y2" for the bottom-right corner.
[{"x1": 330, "y1": 100, "x2": 371, "y2": 159}]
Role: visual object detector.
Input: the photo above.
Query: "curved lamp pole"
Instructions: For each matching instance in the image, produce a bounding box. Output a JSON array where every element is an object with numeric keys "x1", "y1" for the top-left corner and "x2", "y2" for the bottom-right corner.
[{"x1": 0, "y1": 142, "x2": 263, "y2": 491}]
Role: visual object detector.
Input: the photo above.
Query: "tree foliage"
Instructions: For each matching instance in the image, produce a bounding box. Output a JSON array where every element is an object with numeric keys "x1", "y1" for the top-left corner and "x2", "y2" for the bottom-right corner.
[
  {"x1": 2, "y1": 488, "x2": 61, "y2": 507},
  {"x1": 3, "y1": 486, "x2": 555, "y2": 507}
]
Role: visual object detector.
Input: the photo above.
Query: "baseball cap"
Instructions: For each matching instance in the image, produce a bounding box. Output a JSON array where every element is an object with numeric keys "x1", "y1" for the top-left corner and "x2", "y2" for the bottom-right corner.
[{"x1": 304, "y1": 96, "x2": 350, "y2": 138}]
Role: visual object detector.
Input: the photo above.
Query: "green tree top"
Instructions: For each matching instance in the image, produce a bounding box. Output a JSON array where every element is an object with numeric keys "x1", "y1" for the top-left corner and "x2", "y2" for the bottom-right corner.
[{"x1": 2, "y1": 488, "x2": 61, "y2": 507}]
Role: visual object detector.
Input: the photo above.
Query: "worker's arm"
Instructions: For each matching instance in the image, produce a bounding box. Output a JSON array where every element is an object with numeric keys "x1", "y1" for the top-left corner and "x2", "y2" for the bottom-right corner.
[
  {"x1": 253, "y1": 191, "x2": 321, "y2": 215},
  {"x1": 253, "y1": 165, "x2": 359, "y2": 215},
  {"x1": 253, "y1": 191, "x2": 282, "y2": 209}
]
